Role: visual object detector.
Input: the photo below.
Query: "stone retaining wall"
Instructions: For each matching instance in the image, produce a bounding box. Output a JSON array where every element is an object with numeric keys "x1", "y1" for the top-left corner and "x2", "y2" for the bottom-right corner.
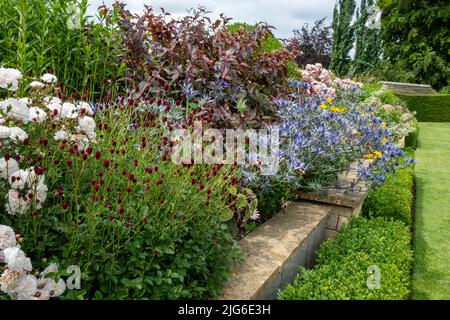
[{"x1": 221, "y1": 160, "x2": 372, "y2": 300}]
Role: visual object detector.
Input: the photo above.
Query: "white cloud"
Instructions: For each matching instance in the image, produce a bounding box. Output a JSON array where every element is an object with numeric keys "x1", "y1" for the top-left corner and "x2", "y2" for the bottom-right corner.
[{"x1": 87, "y1": 0, "x2": 335, "y2": 38}]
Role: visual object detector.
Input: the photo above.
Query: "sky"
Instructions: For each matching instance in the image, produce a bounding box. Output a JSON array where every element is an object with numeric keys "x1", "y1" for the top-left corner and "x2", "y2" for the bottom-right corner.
[{"x1": 87, "y1": 0, "x2": 336, "y2": 39}]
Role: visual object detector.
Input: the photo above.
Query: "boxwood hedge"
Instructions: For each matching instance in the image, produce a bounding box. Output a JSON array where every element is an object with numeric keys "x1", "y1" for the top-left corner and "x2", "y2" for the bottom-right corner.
[
  {"x1": 396, "y1": 94, "x2": 450, "y2": 122},
  {"x1": 362, "y1": 166, "x2": 414, "y2": 225},
  {"x1": 277, "y1": 217, "x2": 412, "y2": 300}
]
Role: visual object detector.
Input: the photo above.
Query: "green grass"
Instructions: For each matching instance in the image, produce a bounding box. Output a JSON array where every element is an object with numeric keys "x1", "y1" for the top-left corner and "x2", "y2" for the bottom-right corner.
[
  {"x1": 397, "y1": 94, "x2": 450, "y2": 122},
  {"x1": 412, "y1": 122, "x2": 450, "y2": 299}
]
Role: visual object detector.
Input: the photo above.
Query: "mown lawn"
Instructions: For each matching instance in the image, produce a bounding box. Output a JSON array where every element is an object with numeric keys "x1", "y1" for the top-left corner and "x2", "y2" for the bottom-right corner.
[{"x1": 412, "y1": 122, "x2": 450, "y2": 299}]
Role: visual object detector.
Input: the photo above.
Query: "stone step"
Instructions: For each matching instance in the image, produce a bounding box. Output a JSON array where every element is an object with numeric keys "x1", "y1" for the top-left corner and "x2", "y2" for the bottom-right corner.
[{"x1": 220, "y1": 202, "x2": 330, "y2": 300}]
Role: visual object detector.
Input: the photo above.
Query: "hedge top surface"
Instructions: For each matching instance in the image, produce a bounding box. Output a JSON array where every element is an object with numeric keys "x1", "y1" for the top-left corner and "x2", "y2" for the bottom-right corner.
[{"x1": 396, "y1": 94, "x2": 450, "y2": 122}]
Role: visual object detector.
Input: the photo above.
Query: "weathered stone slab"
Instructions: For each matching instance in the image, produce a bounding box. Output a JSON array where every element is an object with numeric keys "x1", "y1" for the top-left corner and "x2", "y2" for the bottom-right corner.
[{"x1": 221, "y1": 202, "x2": 330, "y2": 300}]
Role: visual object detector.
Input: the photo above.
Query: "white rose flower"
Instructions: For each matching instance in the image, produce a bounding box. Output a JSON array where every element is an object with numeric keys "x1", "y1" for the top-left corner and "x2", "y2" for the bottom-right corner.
[
  {"x1": 0, "y1": 98, "x2": 30, "y2": 124},
  {"x1": 0, "y1": 68, "x2": 22, "y2": 91},
  {"x1": 78, "y1": 116, "x2": 96, "y2": 133},
  {"x1": 9, "y1": 126, "x2": 28, "y2": 143},
  {"x1": 44, "y1": 96, "x2": 62, "y2": 105},
  {"x1": 29, "y1": 107, "x2": 47, "y2": 123},
  {"x1": 61, "y1": 102, "x2": 78, "y2": 119},
  {"x1": 41, "y1": 73, "x2": 57, "y2": 84},
  {"x1": 0, "y1": 224, "x2": 16, "y2": 252},
  {"x1": 9, "y1": 169, "x2": 30, "y2": 190},
  {"x1": 54, "y1": 129, "x2": 70, "y2": 141},
  {"x1": 0, "y1": 125, "x2": 11, "y2": 139},
  {"x1": 3, "y1": 247, "x2": 32, "y2": 272},
  {"x1": 77, "y1": 101, "x2": 94, "y2": 115},
  {"x1": 40, "y1": 278, "x2": 66, "y2": 298},
  {"x1": 0, "y1": 158, "x2": 19, "y2": 179},
  {"x1": 29, "y1": 81, "x2": 46, "y2": 90},
  {"x1": 15, "y1": 275, "x2": 38, "y2": 300},
  {"x1": 5, "y1": 189, "x2": 29, "y2": 215}
]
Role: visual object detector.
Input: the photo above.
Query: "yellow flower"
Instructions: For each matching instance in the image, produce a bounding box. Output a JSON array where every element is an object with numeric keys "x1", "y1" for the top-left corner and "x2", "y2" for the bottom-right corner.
[
  {"x1": 381, "y1": 138, "x2": 388, "y2": 143},
  {"x1": 326, "y1": 97, "x2": 333, "y2": 104},
  {"x1": 381, "y1": 121, "x2": 387, "y2": 129},
  {"x1": 364, "y1": 154, "x2": 374, "y2": 159},
  {"x1": 330, "y1": 106, "x2": 345, "y2": 113},
  {"x1": 374, "y1": 150, "x2": 382, "y2": 158},
  {"x1": 319, "y1": 103, "x2": 328, "y2": 109}
]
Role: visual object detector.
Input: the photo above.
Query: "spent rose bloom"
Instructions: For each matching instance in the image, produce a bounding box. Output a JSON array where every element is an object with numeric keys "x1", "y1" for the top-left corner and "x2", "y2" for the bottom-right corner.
[
  {"x1": 0, "y1": 68, "x2": 22, "y2": 91},
  {"x1": 41, "y1": 73, "x2": 57, "y2": 84}
]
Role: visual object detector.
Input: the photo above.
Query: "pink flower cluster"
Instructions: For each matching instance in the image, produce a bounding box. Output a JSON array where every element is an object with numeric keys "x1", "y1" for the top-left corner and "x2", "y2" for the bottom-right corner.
[{"x1": 301, "y1": 63, "x2": 362, "y2": 99}]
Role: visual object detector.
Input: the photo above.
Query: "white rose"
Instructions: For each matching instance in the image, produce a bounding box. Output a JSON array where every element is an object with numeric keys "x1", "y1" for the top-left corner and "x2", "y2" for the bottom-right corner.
[
  {"x1": 0, "y1": 158, "x2": 19, "y2": 179},
  {"x1": 29, "y1": 107, "x2": 47, "y2": 123},
  {"x1": 0, "y1": 98, "x2": 30, "y2": 124},
  {"x1": 9, "y1": 169, "x2": 30, "y2": 190},
  {"x1": 0, "y1": 125, "x2": 11, "y2": 139},
  {"x1": 53, "y1": 129, "x2": 70, "y2": 141},
  {"x1": 15, "y1": 275, "x2": 38, "y2": 300},
  {"x1": 29, "y1": 81, "x2": 46, "y2": 90},
  {"x1": 5, "y1": 189, "x2": 29, "y2": 215},
  {"x1": 61, "y1": 102, "x2": 78, "y2": 119},
  {"x1": 0, "y1": 68, "x2": 22, "y2": 91},
  {"x1": 77, "y1": 101, "x2": 94, "y2": 115},
  {"x1": 3, "y1": 247, "x2": 32, "y2": 272},
  {"x1": 0, "y1": 224, "x2": 16, "y2": 252},
  {"x1": 40, "y1": 73, "x2": 57, "y2": 84},
  {"x1": 78, "y1": 116, "x2": 96, "y2": 133},
  {"x1": 9, "y1": 127, "x2": 28, "y2": 143}
]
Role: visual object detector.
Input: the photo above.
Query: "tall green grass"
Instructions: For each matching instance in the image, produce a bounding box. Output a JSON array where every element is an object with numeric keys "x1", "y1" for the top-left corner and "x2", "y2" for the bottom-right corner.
[{"x1": 0, "y1": 0, "x2": 126, "y2": 100}]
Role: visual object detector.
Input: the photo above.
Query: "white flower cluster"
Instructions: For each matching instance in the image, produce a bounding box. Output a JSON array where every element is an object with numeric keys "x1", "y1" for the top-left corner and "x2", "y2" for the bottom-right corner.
[
  {"x1": 0, "y1": 68, "x2": 22, "y2": 92},
  {"x1": 0, "y1": 224, "x2": 66, "y2": 300},
  {"x1": 1, "y1": 68, "x2": 97, "y2": 215},
  {"x1": 5, "y1": 167, "x2": 48, "y2": 215}
]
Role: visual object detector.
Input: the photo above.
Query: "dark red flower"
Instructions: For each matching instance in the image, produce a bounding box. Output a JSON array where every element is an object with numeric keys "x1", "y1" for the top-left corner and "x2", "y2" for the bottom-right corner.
[
  {"x1": 94, "y1": 150, "x2": 101, "y2": 160},
  {"x1": 62, "y1": 201, "x2": 69, "y2": 209}
]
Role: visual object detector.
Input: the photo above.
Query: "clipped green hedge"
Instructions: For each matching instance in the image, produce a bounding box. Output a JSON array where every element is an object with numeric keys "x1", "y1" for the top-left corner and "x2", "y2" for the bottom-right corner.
[
  {"x1": 405, "y1": 118, "x2": 419, "y2": 149},
  {"x1": 277, "y1": 217, "x2": 412, "y2": 300},
  {"x1": 396, "y1": 94, "x2": 450, "y2": 122},
  {"x1": 362, "y1": 165, "x2": 414, "y2": 225}
]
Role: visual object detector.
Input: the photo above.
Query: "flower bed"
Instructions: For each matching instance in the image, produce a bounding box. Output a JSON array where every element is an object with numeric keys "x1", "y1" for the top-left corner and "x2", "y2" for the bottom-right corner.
[{"x1": 0, "y1": 2, "x2": 417, "y2": 300}]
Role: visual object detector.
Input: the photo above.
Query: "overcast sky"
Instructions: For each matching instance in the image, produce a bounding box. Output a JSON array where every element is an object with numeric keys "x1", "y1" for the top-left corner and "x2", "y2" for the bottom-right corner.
[{"x1": 87, "y1": 0, "x2": 336, "y2": 38}]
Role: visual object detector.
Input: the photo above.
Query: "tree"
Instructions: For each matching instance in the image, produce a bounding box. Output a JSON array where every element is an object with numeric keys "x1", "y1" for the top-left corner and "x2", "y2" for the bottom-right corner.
[
  {"x1": 378, "y1": 0, "x2": 450, "y2": 90},
  {"x1": 330, "y1": 0, "x2": 357, "y2": 76},
  {"x1": 287, "y1": 18, "x2": 332, "y2": 68},
  {"x1": 353, "y1": 0, "x2": 382, "y2": 74}
]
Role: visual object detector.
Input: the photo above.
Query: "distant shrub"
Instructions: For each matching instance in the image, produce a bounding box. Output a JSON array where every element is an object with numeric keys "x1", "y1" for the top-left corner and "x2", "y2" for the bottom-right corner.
[{"x1": 278, "y1": 217, "x2": 412, "y2": 300}]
